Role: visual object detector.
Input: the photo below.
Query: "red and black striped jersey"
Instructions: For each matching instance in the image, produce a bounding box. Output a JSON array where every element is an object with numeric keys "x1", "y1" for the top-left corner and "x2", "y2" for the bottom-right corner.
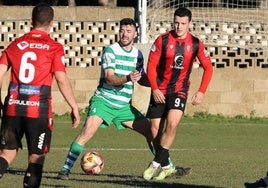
[
  {"x1": 0, "y1": 29, "x2": 66, "y2": 118},
  {"x1": 147, "y1": 31, "x2": 213, "y2": 97}
]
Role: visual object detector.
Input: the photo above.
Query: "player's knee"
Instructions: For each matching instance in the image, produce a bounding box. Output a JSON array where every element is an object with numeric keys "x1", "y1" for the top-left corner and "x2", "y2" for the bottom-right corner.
[
  {"x1": 151, "y1": 125, "x2": 159, "y2": 137},
  {"x1": 23, "y1": 163, "x2": 43, "y2": 188},
  {"x1": 166, "y1": 122, "x2": 178, "y2": 133}
]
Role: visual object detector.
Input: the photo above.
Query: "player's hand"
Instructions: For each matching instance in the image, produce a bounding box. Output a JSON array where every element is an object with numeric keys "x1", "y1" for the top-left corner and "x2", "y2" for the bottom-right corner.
[
  {"x1": 152, "y1": 89, "x2": 165, "y2": 104},
  {"x1": 127, "y1": 70, "x2": 141, "y2": 83},
  {"x1": 191, "y1": 91, "x2": 204, "y2": 105},
  {"x1": 71, "y1": 109, "x2": 80, "y2": 128}
]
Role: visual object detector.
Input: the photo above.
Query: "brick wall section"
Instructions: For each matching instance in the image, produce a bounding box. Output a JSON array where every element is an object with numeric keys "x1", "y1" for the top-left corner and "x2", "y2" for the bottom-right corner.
[
  {"x1": 0, "y1": 6, "x2": 268, "y2": 117},
  {"x1": 57, "y1": 68, "x2": 268, "y2": 117},
  {"x1": 2, "y1": 59, "x2": 268, "y2": 117},
  {"x1": 134, "y1": 44, "x2": 268, "y2": 117},
  {"x1": 186, "y1": 68, "x2": 268, "y2": 117}
]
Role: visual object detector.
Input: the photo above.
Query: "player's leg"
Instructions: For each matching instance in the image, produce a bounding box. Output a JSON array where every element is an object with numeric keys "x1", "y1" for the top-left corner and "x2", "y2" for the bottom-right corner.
[
  {"x1": 116, "y1": 105, "x2": 165, "y2": 179},
  {"x1": 154, "y1": 95, "x2": 192, "y2": 180},
  {"x1": 151, "y1": 118, "x2": 177, "y2": 170},
  {"x1": 23, "y1": 117, "x2": 52, "y2": 187},
  {"x1": 144, "y1": 110, "x2": 180, "y2": 181},
  {"x1": 143, "y1": 119, "x2": 172, "y2": 181},
  {"x1": 57, "y1": 115, "x2": 102, "y2": 179},
  {"x1": 144, "y1": 94, "x2": 192, "y2": 180},
  {"x1": 57, "y1": 97, "x2": 111, "y2": 180},
  {"x1": 23, "y1": 154, "x2": 45, "y2": 188},
  {"x1": 57, "y1": 140, "x2": 84, "y2": 179},
  {"x1": 119, "y1": 105, "x2": 163, "y2": 180},
  {"x1": 0, "y1": 116, "x2": 22, "y2": 178},
  {"x1": 0, "y1": 149, "x2": 17, "y2": 178},
  {"x1": 142, "y1": 100, "x2": 173, "y2": 180},
  {"x1": 129, "y1": 116, "x2": 176, "y2": 170},
  {"x1": 153, "y1": 109, "x2": 185, "y2": 180},
  {"x1": 151, "y1": 117, "x2": 192, "y2": 179},
  {"x1": 119, "y1": 105, "x2": 156, "y2": 155}
]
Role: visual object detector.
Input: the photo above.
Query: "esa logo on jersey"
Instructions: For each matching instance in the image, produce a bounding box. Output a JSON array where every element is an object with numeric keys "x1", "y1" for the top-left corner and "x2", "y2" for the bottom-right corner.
[{"x1": 17, "y1": 41, "x2": 29, "y2": 50}]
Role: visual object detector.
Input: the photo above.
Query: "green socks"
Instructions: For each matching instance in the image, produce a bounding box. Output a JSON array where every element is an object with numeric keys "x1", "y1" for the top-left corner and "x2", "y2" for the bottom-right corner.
[{"x1": 61, "y1": 141, "x2": 84, "y2": 172}]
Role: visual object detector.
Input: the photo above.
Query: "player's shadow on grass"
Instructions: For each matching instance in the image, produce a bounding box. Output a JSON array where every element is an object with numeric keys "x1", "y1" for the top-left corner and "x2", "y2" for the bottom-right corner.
[
  {"x1": 6, "y1": 167, "x2": 25, "y2": 175},
  {"x1": 6, "y1": 169, "x2": 223, "y2": 188},
  {"x1": 43, "y1": 171, "x2": 223, "y2": 188}
]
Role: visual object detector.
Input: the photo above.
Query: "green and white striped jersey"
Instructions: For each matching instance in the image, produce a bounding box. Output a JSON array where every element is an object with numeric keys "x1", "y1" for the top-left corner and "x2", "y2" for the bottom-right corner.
[{"x1": 94, "y1": 42, "x2": 144, "y2": 108}]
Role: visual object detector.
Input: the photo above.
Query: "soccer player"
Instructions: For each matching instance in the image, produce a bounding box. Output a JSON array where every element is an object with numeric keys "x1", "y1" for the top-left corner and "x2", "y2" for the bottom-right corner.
[
  {"x1": 57, "y1": 17, "x2": 172, "y2": 180},
  {"x1": 245, "y1": 174, "x2": 268, "y2": 187},
  {"x1": 143, "y1": 7, "x2": 213, "y2": 180},
  {"x1": 0, "y1": 3, "x2": 80, "y2": 187}
]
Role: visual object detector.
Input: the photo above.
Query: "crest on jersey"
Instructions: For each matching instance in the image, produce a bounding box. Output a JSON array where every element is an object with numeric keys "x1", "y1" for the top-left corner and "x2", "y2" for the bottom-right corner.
[
  {"x1": 171, "y1": 54, "x2": 184, "y2": 69},
  {"x1": 17, "y1": 41, "x2": 29, "y2": 50}
]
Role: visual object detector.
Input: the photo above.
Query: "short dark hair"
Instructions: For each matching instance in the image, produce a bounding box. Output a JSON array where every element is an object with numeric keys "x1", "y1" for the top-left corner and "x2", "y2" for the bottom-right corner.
[
  {"x1": 32, "y1": 3, "x2": 54, "y2": 28},
  {"x1": 174, "y1": 7, "x2": 192, "y2": 21},
  {"x1": 120, "y1": 18, "x2": 137, "y2": 31}
]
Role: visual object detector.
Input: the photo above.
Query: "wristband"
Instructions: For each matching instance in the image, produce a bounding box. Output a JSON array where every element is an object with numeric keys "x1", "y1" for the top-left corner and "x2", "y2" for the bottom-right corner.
[{"x1": 126, "y1": 75, "x2": 131, "y2": 82}]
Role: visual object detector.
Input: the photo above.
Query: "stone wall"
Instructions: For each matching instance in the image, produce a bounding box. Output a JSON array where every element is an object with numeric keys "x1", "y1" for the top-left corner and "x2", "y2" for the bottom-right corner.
[
  {"x1": 0, "y1": 6, "x2": 268, "y2": 117},
  {"x1": 133, "y1": 44, "x2": 268, "y2": 118},
  {"x1": 3, "y1": 64, "x2": 268, "y2": 117},
  {"x1": 0, "y1": 6, "x2": 135, "y2": 67}
]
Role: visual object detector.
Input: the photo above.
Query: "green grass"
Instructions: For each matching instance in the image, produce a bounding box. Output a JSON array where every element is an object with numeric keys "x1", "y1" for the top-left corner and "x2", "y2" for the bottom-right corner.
[{"x1": 1, "y1": 114, "x2": 268, "y2": 188}]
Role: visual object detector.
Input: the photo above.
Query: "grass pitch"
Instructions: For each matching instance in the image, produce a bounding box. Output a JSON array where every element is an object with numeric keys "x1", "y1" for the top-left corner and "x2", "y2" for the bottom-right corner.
[{"x1": 1, "y1": 114, "x2": 268, "y2": 188}]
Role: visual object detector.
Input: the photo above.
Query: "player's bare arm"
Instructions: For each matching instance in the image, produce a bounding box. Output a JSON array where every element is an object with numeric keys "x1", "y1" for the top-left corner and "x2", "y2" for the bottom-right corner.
[
  {"x1": 54, "y1": 71, "x2": 80, "y2": 128},
  {"x1": 105, "y1": 69, "x2": 141, "y2": 85},
  {"x1": 191, "y1": 54, "x2": 213, "y2": 106}
]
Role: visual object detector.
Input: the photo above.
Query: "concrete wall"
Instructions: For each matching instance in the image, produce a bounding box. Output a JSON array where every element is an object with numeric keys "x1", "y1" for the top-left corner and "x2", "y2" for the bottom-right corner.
[
  {"x1": 134, "y1": 44, "x2": 268, "y2": 117},
  {"x1": 3, "y1": 46, "x2": 267, "y2": 117},
  {"x1": 0, "y1": 6, "x2": 268, "y2": 117},
  {"x1": 42, "y1": 66, "x2": 268, "y2": 117}
]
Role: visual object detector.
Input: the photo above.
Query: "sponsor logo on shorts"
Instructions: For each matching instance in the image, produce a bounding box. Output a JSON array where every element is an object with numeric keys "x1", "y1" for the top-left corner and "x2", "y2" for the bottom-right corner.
[{"x1": 38, "y1": 133, "x2": 45, "y2": 149}]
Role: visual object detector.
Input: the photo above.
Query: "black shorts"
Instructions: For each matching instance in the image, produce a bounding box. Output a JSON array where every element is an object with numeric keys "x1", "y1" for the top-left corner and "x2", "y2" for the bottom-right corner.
[
  {"x1": 146, "y1": 93, "x2": 187, "y2": 119},
  {"x1": 0, "y1": 116, "x2": 53, "y2": 155}
]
